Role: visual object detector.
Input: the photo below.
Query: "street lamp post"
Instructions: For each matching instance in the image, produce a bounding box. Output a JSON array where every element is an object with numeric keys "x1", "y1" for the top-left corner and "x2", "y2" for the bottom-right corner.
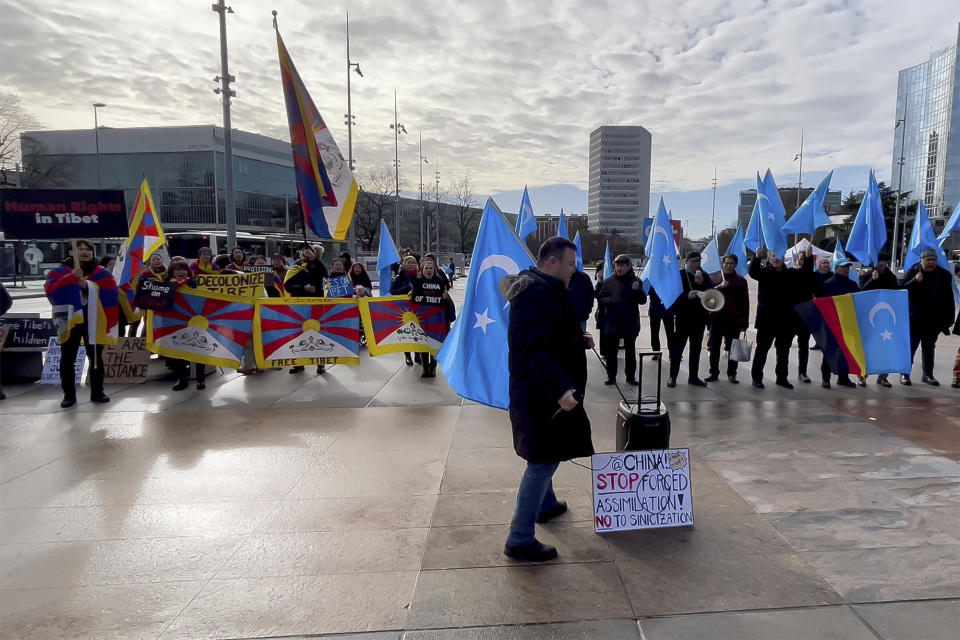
[
  {"x1": 418, "y1": 131, "x2": 429, "y2": 255},
  {"x1": 435, "y1": 157, "x2": 440, "y2": 254},
  {"x1": 212, "y1": 0, "x2": 238, "y2": 250},
  {"x1": 390, "y1": 91, "x2": 407, "y2": 242},
  {"x1": 344, "y1": 11, "x2": 362, "y2": 256},
  {"x1": 893, "y1": 117, "x2": 908, "y2": 270},
  {"x1": 92, "y1": 103, "x2": 106, "y2": 188}
]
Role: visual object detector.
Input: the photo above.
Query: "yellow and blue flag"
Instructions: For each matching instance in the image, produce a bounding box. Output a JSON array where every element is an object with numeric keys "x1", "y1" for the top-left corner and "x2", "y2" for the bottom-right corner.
[{"x1": 276, "y1": 30, "x2": 357, "y2": 240}]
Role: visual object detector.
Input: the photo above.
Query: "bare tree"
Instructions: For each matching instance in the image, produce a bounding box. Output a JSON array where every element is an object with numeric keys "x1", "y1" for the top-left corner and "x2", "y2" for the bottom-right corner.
[
  {"x1": 449, "y1": 175, "x2": 480, "y2": 254},
  {"x1": 0, "y1": 94, "x2": 41, "y2": 171},
  {"x1": 353, "y1": 166, "x2": 398, "y2": 251},
  {"x1": 18, "y1": 136, "x2": 77, "y2": 188}
]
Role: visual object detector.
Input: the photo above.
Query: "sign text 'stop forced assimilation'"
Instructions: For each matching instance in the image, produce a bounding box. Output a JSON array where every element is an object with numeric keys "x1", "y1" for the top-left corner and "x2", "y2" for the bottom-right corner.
[{"x1": 0, "y1": 189, "x2": 128, "y2": 239}]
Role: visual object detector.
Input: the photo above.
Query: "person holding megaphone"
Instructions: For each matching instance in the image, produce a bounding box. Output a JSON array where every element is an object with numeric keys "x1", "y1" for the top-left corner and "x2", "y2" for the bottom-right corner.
[{"x1": 667, "y1": 251, "x2": 712, "y2": 387}]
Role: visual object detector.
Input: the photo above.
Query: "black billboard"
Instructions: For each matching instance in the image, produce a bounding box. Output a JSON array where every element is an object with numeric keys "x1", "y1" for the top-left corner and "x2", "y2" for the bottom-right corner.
[{"x1": 0, "y1": 189, "x2": 128, "y2": 239}]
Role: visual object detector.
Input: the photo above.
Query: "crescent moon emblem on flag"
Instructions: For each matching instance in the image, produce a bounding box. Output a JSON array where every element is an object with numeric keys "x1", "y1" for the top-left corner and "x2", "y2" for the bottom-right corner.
[
  {"x1": 654, "y1": 226, "x2": 671, "y2": 244},
  {"x1": 868, "y1": 301, "x2": 896, "y2": 327},
  {"x1": 475, "y1": 254, "x2": 521, "y2": 294}
]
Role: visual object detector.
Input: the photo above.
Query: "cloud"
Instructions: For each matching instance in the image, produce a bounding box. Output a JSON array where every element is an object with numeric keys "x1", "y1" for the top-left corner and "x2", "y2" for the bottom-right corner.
[{"x1": 0, "y1": 0, "x2": 956, "y2": 219}]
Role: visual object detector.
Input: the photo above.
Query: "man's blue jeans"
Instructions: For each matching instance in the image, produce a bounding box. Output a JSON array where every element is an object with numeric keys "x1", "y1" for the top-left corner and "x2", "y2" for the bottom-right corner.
[{"x1": 506, "y1": 461, "x2": 561, "y2": 546}]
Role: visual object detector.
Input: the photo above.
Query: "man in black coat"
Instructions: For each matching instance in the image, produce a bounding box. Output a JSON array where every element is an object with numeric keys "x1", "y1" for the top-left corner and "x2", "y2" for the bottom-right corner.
[
  {"x1": 790, "y1": 251, "x2": 817, "y2": 384},
  {"x1": 502, "y1": 237, "x2": 594, "y2": 562},
  {"x1": 901, "y1": 248, "x2": 956, "y2": 386},
  {"x1": 597, "y1": 254, "x2": 647, "y2": 385},
  {"x1": 568, "y1": 267, "x2": 596, "y2": 333},
  {"x1": 648, "y1": 287, "x2": 677, "y2": 353},
  {"x1": 706, "y1": 254, "x2": 749, "y2": 383},
  {"x1": 749, "y1": 247, "x2": 805, "y2": 389},
  {"x1": 668, "y1": 251, "x2": 711, "y2": 387},
  {"x1": 818, "y1": 257, "x2": 860, "y2": 388}
]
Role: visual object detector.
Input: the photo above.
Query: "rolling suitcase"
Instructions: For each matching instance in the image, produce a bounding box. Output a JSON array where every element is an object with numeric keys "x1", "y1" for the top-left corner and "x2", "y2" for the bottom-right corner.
[{"x1": 615, "y1": 351, "x2": 670, "y2": 451}]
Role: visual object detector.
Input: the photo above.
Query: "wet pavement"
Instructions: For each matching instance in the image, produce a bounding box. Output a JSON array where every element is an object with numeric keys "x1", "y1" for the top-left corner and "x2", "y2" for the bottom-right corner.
[{"x1": 1, "y1": 282, "x2": 958, "y2": 638}]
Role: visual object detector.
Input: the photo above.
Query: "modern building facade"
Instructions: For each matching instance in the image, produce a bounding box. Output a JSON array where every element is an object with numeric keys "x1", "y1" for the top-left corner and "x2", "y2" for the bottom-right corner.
[
  {"x1": 737, "y1": 186, "x2": 842, "y2": 231},
  {"x1": 892, "y1": 23, "x2": 960, "y2": 227},
  {"x1": 587, "y1": 126, "x2": 651, "y2": 241},
  {"x1": 20, "y1": 125, "x2": 301, "y2": 234}
]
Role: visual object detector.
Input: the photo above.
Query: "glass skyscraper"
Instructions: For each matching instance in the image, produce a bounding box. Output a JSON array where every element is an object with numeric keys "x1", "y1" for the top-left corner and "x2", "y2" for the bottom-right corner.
[{"x1": 892, "y1": 24, "x2": 960, "y2": 225}]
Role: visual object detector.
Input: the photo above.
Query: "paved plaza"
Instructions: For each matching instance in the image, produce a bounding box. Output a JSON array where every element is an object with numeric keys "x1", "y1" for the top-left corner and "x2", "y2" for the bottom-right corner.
[{"x1": 1, "y1": 282, "x2": 958, "y2": 639}]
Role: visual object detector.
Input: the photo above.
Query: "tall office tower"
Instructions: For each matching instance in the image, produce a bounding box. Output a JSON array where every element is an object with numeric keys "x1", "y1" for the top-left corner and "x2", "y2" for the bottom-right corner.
[
  {"x1": 587, "y1": 126, "x2": 651, "y2": 241},
  {"x1": 892, "y1": 23, "x2": 960, "y2": 225}
]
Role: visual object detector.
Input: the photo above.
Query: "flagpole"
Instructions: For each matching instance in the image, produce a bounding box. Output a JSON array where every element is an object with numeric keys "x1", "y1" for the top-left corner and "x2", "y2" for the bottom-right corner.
[
  {"x1": 213, "y1": 0, "x2": 237, "y2": 250},
  {"x1": 892, "y1": 83, "x2": 909, "y2": 270},
  {"x1": 711, "y1": 163, "x2": 717, "y2": 238}
]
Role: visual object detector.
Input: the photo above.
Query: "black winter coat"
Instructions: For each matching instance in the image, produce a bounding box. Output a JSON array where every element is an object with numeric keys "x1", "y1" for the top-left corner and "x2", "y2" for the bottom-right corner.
[
  {"x1": 860, "y1": 268, "x2": 899, "y2": 291},
  {"x1": 675, "y1": 268, "x2": 711, "y2": 330},
  {"x1": 597, "y1": 270, "x2": 647, "y2": 337},
  {"x1": 506, "y1": 268, "x2": 593, "y2": 463},
  {"x1": 284, "y1": 260, "x2": 327, "y2": 297},
  {"x1": 648, "y1": 288, "x2": 677, "y2": 319},
  {"x1": 820, "y1": 273, "x2": 860, "y2": 297},
  {"x1": 568, "y1": 270, "x2": 596, "y2": 324},
  {"x1": 749, "y1": 257, "x2": 803, "y2": 329},
  {"x1": 390, "y1": 270, "x2": 417, "y2": 295},
  {"x1": 903, "y1": 266, "x2": 956, "y2": 333}
]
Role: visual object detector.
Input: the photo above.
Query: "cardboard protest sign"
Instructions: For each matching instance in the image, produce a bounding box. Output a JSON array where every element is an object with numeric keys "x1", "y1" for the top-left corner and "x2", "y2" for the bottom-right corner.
[
  {"x1": 0, "y1": 316, "x2": 57, "y2": 351},
  {"x1": 358, "y1": 295, "x2": 447, "y2": 356},
  {"x1": 195, "y1": 272, "x2": 268, "y2": 299},
  {"x1": 146, "y1": 287, "x2": 254, "y2": 369},
  {"x1": 592, "y1": 448, "x2": 694, "y2": 533},
  {"x1": 0, "y1": 189, "x2": 127, "y2": 238},
  {"x1": 40, "y1": 337, "x2": 85, "y2": 384},
  {"x1": 102, "y1": 337, "x2": 150, "y2": 383},
  {"x1": 254, "y1": 298, "x2": 361, "y2": 368}
]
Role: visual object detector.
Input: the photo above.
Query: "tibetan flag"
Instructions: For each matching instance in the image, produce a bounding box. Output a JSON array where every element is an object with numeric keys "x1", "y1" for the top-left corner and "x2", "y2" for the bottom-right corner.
[
  {"x1": 358, "y1": 295, "x2": 447, "y2": 356},
  {"x1": 114, "y1": 177, "x2": 166, "y2": 321},
  {"x1": 276, "y1": 30, "x2": 357, "y2": 240},
  {"x1": 44, "y1": 264, "x2": 119, "y2": 345},
  {"x1": 254, "y1": 297, "x2": 360, "y2": 367},
  {"x1": 794, "y1": 290, "x2": 910, "y2": 376},
  {"x1": 146, "y1": 288, "x2": 254, "y2": 369}
]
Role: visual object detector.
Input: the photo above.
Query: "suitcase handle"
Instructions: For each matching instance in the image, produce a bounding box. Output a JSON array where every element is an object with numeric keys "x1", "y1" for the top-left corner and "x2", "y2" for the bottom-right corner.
[{"x1": 636, "y1": 350, "x2": 662, "y2": 413}]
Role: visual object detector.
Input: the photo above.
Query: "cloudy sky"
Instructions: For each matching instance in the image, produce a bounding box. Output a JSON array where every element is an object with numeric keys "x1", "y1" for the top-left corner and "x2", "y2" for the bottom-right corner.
[{"x1": 1, "y1": 0, "x2": 958, "y2": 236}]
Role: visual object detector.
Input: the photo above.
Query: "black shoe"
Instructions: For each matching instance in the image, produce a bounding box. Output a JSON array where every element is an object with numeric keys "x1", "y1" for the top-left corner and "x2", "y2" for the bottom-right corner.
[
  {"x1": 503, "y1": 539, "x2": 558, "y2": 563},
  {"x1": 316, "y1": 365, "x2": 326, "y2": 375},
  {"x1": 922, "y1": 375, "x2": 940, "y2": 387},
  {"x1": 837, "y1": 378, "x2": 858, "y2": 388},
  {"x1": 900, "y1": 374, "x2": 912, "y2": 386},
  {"x1": 728, "y1": 375, "x2": 739, "y2": 384},
  {"x1": 414, "y1": 353, "x2": 422, "y2": 364},
  {"x1": 798, "y1": 373, "x2": 811, "y2": 384},
  {"x1": 857, "y1": 376, "x2": 867, "y2": 387},
  {"x1": 625, "y1": 378, "x2": 638, "y2": 386},
  {"x1": 689, "y1": 377, "x2": 707, "y2": 387},
  {"x1": 822, "y1": 379, "x2": 831, "y2": 388},
  {"x1": 172, "y1": 379, "x2": 189, "y2": 391},
  {"x1": 704, "y1": 373, "x2": 719, "y2": 382},
  {"x1": 60, "y1": 396, "x2": 77, "y2": 408},
  {"x1": 604, "y1": 378, "x2": 615, "y2": 385},
  {"x1": 404, "y1": 354, "x2": 413, "y2": 366},
  {"x1": 952, "y1": 379, "x2": 960, "y2": 389},
  {"x1": 537, "y1": 501, "x2": 568, "y2": 523},
  {"x1": 289, "y1": 366, "x2": 305, "y2": 374},
  {"x1": 666, "y1": 377, "x2": 677, "y2": 388},
  {"x1": 196, "y1": 382, "x2": 206, "y2": 390},
  {"x1": 752, "y1": 380, "x2": 764, "y2": 389},
  {"x1": 91, "y1": 394, "x2": 110, "y2": 403},
  {"x1": 775, "y1": 379, "x2": 794, "y2": 390},
  {"x1": 421, "y1": 370, "x2": 431, "y2": 378}
]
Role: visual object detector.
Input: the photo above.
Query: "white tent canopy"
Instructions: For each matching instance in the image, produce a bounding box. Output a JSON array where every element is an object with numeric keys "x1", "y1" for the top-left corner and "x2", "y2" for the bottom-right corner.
[{"x1": 783, "y1": 237, "x2": 832, "y2": 267}]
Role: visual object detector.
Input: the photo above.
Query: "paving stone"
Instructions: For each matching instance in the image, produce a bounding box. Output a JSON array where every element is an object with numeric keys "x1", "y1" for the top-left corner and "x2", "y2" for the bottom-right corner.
[
  {"x1": 638, "y1": 605, "x2": 876, "y2": 640},
  {"x1": 403, "y1": 619, "x2": 641, "y2": 639},
  {"x1": 851, "y1": 600, "x2": 960, "y2": 640}
]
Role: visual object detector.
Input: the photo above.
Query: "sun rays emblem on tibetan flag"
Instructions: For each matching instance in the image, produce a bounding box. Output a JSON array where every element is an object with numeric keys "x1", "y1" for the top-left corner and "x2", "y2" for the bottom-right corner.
[
  {"x1": 254, "y1": 298, "x2": 361, "y2": 367},
  {"x1": 276, "y1": 29, "x2": 358, "y2": 240},
  {"x1": 358, "y1": 296, "x2": 447, "y2": 356},
  {"x1": 114, "y1": 177, "x2": 166, "y2": 321},
  {"x1": 146, "y1": 288, "x2": 254, "y2": 369}
]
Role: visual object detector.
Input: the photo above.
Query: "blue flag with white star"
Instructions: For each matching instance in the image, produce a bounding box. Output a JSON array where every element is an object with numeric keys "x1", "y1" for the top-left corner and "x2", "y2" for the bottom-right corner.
[
  {"x1": 854, "y1": 289, "x2": 911, "y2": 375},
  {"x1": 759, "y1": 169, "x2": 788, "y2": 258},
  {"x1": 937, "y1": 200, "x2": 960, "y2": 246},
  {"x1": 726, "y1": 224, "x2": 749, "y2": 277},
  {"x1": 376, "y1": 218, "x2": 401, "y2": 297},
  {"x1": 514, "y1": 185, "x2": 537, "y2": 239},
  {"x1": 573, "y1": 231, "x2": 583, "y2": 270},
  {"x1": 604, "y1": 241, "x2": 613, "y2": 280},
  {"x1": 846, "y1": 169, "x2": 886, "y2": 267},
  {"x1": 639, "y1": 198, "x2": 683, "y2": 308},
  {"x1": 436, "y1": 199, "x2": 535, "y2": 409}
]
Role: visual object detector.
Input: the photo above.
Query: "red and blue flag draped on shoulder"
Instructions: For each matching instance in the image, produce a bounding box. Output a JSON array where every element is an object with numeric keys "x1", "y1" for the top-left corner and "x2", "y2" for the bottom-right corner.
[
  {"x1": 146, "y1": 288, "x2": 254, "y2": 369},
  {"x1": 254, "y1": 298, "x2": 361, "y2": 367},
  {"x1": 114, "y1": 177, "x2": 166, "y2": 321},
  {"x1": 44, "y1": 264, "x2": 119, "y2": 345},
  {"x1": 358, "y1": 296, "x2": 447, "y2": 356},
  {"x1": 276, "y1": 29, "x2": 358, "y2": 240}
]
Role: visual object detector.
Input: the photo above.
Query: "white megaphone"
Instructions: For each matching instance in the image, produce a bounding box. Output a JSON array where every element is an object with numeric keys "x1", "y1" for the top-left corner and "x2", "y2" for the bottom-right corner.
[{"x1": 696, "y1": 288, "x2": 725, "y2": 312}]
